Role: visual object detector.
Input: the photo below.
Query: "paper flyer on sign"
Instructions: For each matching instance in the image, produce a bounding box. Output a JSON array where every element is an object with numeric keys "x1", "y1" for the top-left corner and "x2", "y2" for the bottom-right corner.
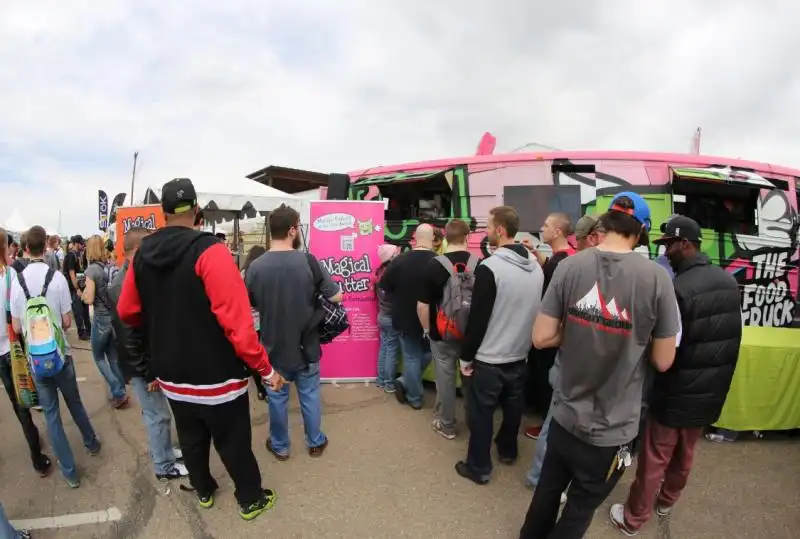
[{"x1": 308, "y1": 200, "x2": 385, "y2": 381}]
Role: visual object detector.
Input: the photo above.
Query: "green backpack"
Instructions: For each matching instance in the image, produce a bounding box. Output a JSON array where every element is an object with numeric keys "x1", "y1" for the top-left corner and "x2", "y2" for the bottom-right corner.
[{"x1": 17, "y1": 267, "x2": 67, "y2": 378}]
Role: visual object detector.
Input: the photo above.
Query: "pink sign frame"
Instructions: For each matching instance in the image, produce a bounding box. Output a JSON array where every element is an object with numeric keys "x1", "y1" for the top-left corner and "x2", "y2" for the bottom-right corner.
[{"x1": 308, "y1": 200, "x2": 386, "y2": 381}]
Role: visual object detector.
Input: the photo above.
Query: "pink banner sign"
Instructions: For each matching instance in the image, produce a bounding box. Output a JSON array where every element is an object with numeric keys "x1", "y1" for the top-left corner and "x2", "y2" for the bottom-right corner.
[{"x1": 308, "y1": 200, "x2": 386, "y2": 381}]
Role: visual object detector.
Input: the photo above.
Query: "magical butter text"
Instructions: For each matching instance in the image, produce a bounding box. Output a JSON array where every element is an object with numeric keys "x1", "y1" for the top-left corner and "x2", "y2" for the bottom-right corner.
[{"x1": 318, "y1": 254, "x2": 373, "y2": 294}]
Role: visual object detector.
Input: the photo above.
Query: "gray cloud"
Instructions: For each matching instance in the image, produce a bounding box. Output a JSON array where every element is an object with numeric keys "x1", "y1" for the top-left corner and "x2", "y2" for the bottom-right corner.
[{"x1": 1, "y1": 0, "x2": 798, "y2": 233}]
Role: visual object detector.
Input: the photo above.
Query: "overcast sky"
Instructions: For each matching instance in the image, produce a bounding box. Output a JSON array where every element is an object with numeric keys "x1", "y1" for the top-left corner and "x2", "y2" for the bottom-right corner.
[{"x1": 2, "y1": 0, "x2": 799, "y2": 234}]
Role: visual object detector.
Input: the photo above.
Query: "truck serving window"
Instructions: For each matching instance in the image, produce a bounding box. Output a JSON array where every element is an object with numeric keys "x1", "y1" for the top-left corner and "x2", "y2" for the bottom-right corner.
[
  {"x1": 669, "y1": 166, "x2": 783, "y2": 236},
  {"x1": 672, "y1": 176, "x2": 759, "y2": 236},
  {"x1": 352, "y1": 170, "x2": 453, "y2": 221}
]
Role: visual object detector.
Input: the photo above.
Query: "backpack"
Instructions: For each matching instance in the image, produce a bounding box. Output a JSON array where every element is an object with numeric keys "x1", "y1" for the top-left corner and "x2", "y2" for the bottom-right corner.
[
  {"x1": 16, "y1": 267, "x2": 66, "y2": 378},
  {"x1": 91, "y1": 261, "x2": 117, "y2": 309},
  {"x1": 435, "y1": 254, "x2": 479, "y2": 341},
  {"x1": 304, "y1": 253, "x2": 349, "y2": 346},
  {"x1": 104, "y1": 263, "x2": 119, "y2": 285}
]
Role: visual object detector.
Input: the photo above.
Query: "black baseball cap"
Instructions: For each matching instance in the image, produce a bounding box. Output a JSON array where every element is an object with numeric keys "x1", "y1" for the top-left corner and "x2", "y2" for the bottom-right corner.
[
  {"x1": 161, "y1": 177, "x2": 198, "y2": 215},
  {"x1": 654, "y1": 215, "x2": 702, "y2": 244}
]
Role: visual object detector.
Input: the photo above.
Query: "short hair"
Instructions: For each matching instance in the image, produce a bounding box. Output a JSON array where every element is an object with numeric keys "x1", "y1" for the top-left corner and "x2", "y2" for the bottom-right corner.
[
  {"x1": 269, "y1": 204, "x2": 300, "y2": 240},
  {"x1": 26, "y1": 226, "x2": 47, "y2": 257},
  {"x1": 598, "y1": 196, "x2": 648, "y2": 242},
  {"x1": 18, "y1": 232, "x2": 28, "y2": 253},
  {"x1": 85, "y1": 235, "x2": 106, "y2": 263},
  {"x1": 445, "y1": 220, "x2": 470, "y2": 244},
  {"x1": 215, "y1": 232, "x2": 226, "y2": 241},
  {"x1": 488, "y1": 206, "x2": 520, "y2": 238},
  {"x1": 123, "y1": 227, "x2": 150, "y2": 254},
  {"x1": 549, "y1": 213, "x2": 573, "y2": 236}
]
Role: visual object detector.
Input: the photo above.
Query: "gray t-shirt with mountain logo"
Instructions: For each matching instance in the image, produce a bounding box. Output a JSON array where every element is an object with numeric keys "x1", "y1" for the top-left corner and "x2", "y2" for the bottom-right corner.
[{"x1": 542, "y1": 248, "x2": 679, "y2": 447}]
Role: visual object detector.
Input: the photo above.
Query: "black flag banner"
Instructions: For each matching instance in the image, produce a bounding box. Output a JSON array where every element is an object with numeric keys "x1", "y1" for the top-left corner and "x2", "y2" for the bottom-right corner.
[
  {"x1": 98, "y1": 190, "x2": 109, "y2": 231},
  {"x1": 108, "y1": 192, "x2": 127, "y2": 225}
]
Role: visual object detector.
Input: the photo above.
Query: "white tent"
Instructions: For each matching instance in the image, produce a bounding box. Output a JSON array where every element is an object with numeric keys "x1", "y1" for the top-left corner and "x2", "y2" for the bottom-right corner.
[
  {"x1": 140, "y1": 178, "x2": 303, "y2": 224},
  {"x1": 3, "y1": 208, "x2": 27, "y2": 232}
]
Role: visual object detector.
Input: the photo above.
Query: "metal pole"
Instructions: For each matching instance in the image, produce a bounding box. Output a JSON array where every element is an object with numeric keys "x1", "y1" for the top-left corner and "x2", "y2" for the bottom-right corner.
[{"x1": 130, "y1": 151, "x2": 139, "y2": 202}]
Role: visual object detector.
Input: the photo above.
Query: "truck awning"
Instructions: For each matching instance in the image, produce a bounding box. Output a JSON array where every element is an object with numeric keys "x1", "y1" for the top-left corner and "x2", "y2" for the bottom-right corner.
[
  {"x1": 671, "y1": 166, "x2": 775, "y2": 189},
  {"x1": 352, "y1": 169, "x2": 451, "y2": 188}
]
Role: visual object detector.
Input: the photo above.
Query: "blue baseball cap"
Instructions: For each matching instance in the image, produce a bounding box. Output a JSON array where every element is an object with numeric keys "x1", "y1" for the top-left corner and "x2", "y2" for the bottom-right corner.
[{"x1": 609, "y1": 191, "x2": 651, "y2": 231}]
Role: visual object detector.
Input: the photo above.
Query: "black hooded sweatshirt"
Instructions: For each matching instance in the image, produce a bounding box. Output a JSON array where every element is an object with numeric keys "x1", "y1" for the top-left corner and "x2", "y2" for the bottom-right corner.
[{"x1": 117, "y1": 226, "x2": 273, "y2": 405}]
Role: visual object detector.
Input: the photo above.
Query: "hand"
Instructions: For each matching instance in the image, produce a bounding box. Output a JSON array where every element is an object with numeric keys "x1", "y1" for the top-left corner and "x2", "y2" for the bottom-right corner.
[
  {"x1": 147, "y1": 380, "x2": 160, "y2": 392},
  {"x1": 265, "y1": 372, "x2": 286, "y2": 392},
  {"x1": 460, "y1": 363, "x2": 474, "y2": 377},
  {"x1": 521, "y1": 238, "x2": 537, "y2": 253}
]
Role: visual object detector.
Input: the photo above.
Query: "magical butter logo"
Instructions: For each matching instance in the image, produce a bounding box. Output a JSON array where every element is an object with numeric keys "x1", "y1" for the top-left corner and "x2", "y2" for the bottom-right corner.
[{"x1": 313, "y1": 213, "x2": 355, "y2": 232}]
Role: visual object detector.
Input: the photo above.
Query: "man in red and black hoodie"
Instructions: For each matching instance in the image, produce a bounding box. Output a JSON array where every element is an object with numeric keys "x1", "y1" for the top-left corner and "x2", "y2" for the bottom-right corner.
[{"x1": 118, "y1": 178, "x2": 285, "y2": 521}]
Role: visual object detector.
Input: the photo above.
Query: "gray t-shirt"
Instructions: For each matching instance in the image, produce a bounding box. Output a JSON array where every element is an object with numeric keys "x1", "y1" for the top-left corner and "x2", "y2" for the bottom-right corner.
[
  {"x1": 543, "y1": 248, "x2": 680, "y2": 447},
  {"x1": 246, "y1": 250, "x2": 340, "y2": 373},
  {"x1": 85, "y1": 262, "x2": 112, "y2": 316}
]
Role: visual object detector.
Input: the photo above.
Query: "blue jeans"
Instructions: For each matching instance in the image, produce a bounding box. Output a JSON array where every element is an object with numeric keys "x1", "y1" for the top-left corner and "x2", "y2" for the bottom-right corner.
[
  {"x1": 130, "y1": 377, "x2": 178, "y2": 475},
  {"x1": 266, "y1": 362, "x2": 327, "y2": 455},
  {"x1": 0, "y1": 503, "x2": 23, "y2": 538},
  {"x1": 377, "y1": 314, "x2": 400, "y2": 387},
  {"x1": 526, "y1": 400, "x2": 554, "y2": 487},
  {"x1": 397, "y1": 332, "x2": 432, "y2": 407},
  {"x1": 35, "y1": 358, "x2": 99, "y2": 481},
  {"x1": 91, "y1": 313, "x2": 126, "y2": 400}
]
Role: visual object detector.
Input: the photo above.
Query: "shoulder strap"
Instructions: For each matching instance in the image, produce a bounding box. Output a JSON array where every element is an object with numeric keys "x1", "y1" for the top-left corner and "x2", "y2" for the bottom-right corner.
[
  {"x1": 5, "y1": 269, "x2": 10, "y2": 307},
  {"x1": 41, "y1": 268, "x2": 56, "y2": 297},
  {"x1": 465, "y1": 254, "x2": 479, "y2": 272},
  {"x1": 16, "y1": 270, "x2": 31, "y2": 301},
  {"x1": 435, "y1": 255, "x2": 456, "y2": 276},
  {"x1": 305, "y1": 253, "x2": 324, "y2": 292}
]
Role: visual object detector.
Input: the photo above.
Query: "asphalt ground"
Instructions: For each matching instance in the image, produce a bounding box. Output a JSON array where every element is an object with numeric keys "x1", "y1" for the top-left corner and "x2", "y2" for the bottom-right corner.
[{"x1": 1, "y1": 334, "x2": 798, "y2": 538}]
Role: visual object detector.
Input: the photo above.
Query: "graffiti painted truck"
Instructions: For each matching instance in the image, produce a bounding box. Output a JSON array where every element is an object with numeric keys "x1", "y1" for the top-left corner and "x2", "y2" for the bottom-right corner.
[{"x1": 347, "y1": 151, "x2": 800, "y2": 329}]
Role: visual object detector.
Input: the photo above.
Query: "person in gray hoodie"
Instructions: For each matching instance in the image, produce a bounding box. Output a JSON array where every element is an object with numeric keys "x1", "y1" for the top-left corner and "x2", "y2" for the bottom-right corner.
[{"x1": 455, "y1": 206, "x2": 544, "y2": 485}]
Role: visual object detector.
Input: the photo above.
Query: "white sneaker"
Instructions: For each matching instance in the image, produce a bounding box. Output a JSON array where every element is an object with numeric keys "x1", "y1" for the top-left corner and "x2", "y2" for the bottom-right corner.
[
  {"x1": 609, "y1": 503, "x2": 638, "y2": 536},
  {"x1": 173, "y1": 462, "x2": 189, "y2": 477},
  {"x1": 656, "y1": 505, "x2": 672, "y2": 517},
  {"x1": 173, "y1": 447, "x2": 183, "y2": 460}
]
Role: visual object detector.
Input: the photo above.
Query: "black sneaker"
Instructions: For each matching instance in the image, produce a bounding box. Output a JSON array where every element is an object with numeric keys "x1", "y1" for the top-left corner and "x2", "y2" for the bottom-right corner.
[
  {"x1": 33, "y1": 454, "x2": 52, "y2": 477},
  {"x1": 454, "y1": 461, "x2": 489, "y2": 485},
  {"x1": 198, "y1": 492, "x2": 215, "y2": 509},
  {"x1": 393, "y1": 378, "x2": 407, "y2": 405},
  {"x1": 88, "y1": 439, "x2": 102, "y2": 456},
  {"x1": 239, "y1": 489, "x2": 277, "y2": 521}
]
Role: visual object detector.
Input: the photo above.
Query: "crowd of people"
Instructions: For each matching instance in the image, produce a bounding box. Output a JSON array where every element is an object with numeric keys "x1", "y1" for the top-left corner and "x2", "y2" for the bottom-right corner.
[
  {"x1": 0, "y1": 178, "x2": 743, "y2": 538},
  {"x1": 375, "y1": 192, "x2": 742, "y2": 538}
]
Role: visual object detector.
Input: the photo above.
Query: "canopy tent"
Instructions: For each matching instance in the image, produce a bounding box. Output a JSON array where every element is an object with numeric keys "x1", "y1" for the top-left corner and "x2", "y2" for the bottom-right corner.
[
  {"x1": 140, "y1": 178, "x2": 302, "y2": 224},
  {"x1": 139, "y1": 178, "x2": 305, "y2": 265},
  {"x1": 2, "y1": 208, "x2": 27, "y2": 232}
]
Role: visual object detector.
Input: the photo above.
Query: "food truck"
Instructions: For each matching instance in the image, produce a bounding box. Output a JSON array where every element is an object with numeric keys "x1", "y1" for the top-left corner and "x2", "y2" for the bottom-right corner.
[{"x1": 347, "y1": 150, "x2": 800, "y2": 329}]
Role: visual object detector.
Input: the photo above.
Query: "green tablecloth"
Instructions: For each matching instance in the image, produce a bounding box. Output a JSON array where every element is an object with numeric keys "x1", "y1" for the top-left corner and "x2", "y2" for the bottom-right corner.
[{"x1": 714, "y1": 326, "x2": 800, "y2": 431}]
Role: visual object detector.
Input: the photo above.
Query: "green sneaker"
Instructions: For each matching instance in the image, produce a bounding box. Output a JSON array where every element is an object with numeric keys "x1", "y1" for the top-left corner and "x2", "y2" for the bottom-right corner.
[
  {"x1": 198, "y1": 492, "x2": 215, "y2": 509},
  {"x1": 239, "y1": 489, "x2": 277, "y2": 521}
]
